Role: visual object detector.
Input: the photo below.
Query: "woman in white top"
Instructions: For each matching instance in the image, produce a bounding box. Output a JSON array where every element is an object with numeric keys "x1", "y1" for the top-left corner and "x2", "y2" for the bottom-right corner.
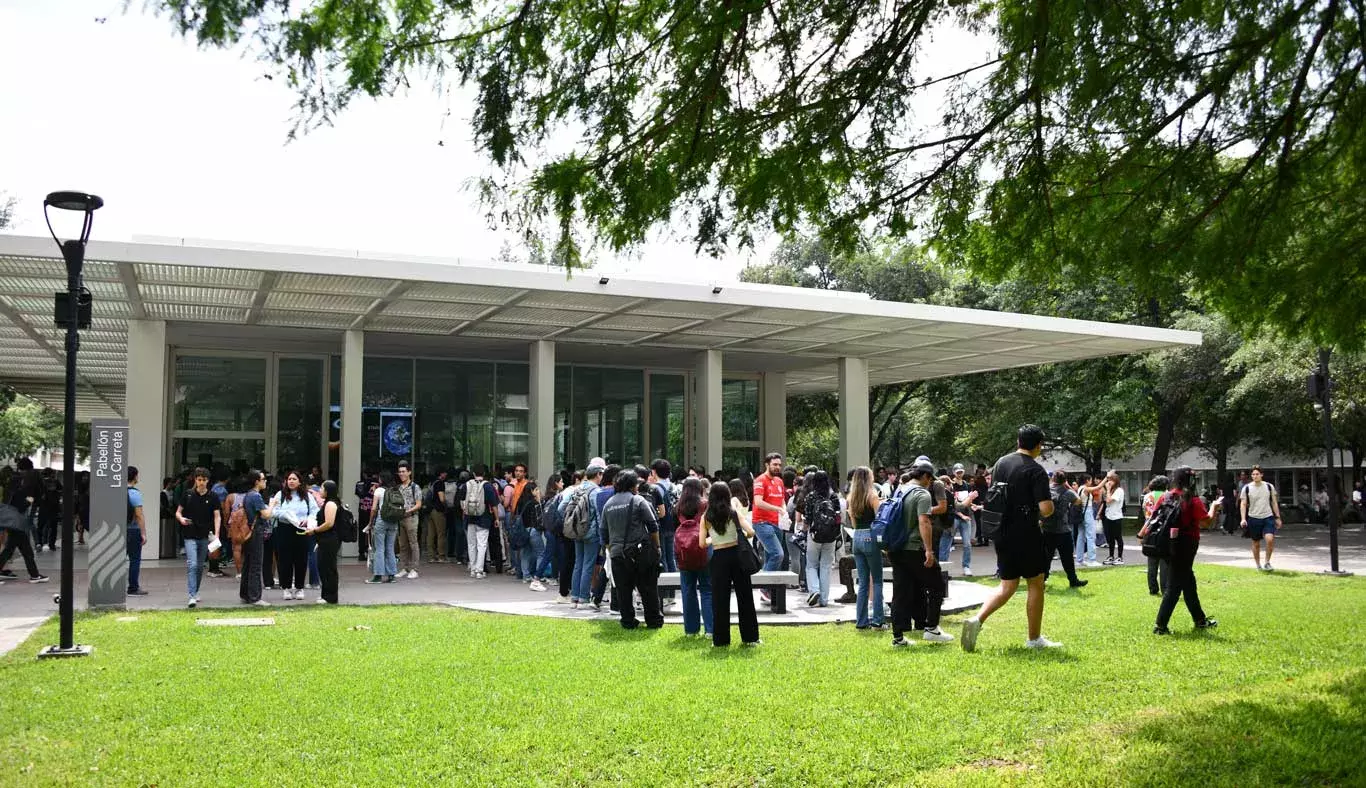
[
  {"x1": 1101, "y1": 471, "x2": 1127, "y2": 566},
  {"x1": 268, "y1": 470, "x2": 319, "y2": 601}
]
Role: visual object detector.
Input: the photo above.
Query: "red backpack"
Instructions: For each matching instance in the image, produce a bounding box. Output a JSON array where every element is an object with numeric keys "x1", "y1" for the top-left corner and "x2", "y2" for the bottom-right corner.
[{"x1": 674, "y1": 512, "x2": 709, "y2": 571}]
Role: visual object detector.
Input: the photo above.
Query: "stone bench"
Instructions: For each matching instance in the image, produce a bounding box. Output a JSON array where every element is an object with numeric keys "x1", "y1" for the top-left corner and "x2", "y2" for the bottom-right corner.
[{"x1": 658, "y1": 570, "x2": 800, "y2": 613}]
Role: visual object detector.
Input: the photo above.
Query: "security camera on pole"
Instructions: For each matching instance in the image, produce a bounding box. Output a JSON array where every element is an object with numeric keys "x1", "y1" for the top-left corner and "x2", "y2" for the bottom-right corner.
[
  {"x1": 37, "y1": 190, "x2": 102, "y2": 659},
  {"x1": 1309, "y1": 347, "x2": 1352, "y2": 578}
]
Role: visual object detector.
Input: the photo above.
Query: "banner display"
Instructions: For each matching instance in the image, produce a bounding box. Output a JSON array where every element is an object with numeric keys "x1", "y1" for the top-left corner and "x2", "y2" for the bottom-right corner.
[{"x1": 88, "y1": 418, "x2": 131, "y2": 609}]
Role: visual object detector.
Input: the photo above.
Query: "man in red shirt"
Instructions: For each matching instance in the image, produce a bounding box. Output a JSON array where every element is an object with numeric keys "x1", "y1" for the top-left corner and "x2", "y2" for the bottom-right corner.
[
  {"x1": 752, "y1": 453, "x2": 788, "y2": 594},
  {"x1": 1145, "y1": 466, "x2": 1220, "y2": 635}
]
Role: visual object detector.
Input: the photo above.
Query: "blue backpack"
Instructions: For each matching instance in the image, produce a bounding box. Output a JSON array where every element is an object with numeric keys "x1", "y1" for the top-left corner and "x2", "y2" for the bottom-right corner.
[
  {"x1": 655, "y1": 482, "x2": 680, "y2": 530},
  {"x1": 872, "y1": 489, "x2": 910, "y2": 552}
]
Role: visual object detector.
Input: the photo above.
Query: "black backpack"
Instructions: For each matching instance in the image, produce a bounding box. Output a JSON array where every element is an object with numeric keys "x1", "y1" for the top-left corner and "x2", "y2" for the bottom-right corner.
[
  {"x1": 425, "y1": 480, "x2": 447, "y2": 513},
  {"x1": 333, "y1": 503, "x2": 358, "y2": 543},
  {"x1": 1141, "y1": 492, "x2": 1184, "y2": 559},
  {"x1": 978, "y1": 481, "x2": 1012, "y2": 540},
  {"x1": 806, "y1": 494, "x2": 841, "y2": 544}
]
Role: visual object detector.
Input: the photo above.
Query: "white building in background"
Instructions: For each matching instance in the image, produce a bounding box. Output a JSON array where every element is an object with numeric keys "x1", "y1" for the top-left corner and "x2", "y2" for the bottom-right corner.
[
  {"x1": 26, "y1": 447, "x2": 89, "y2": 473},
  {"x1": 0, "y1": 234, "x2": 1199, "y2": 560}
]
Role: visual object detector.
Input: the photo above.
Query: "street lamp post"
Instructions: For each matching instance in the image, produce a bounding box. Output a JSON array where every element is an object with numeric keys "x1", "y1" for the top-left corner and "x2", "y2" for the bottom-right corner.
[
  {"x1": 1311, "y1": 347, "x2": 1353, "y2": 578},
  {"x1": 38, "y1": 190, "x2": 102, "y2": 660}
]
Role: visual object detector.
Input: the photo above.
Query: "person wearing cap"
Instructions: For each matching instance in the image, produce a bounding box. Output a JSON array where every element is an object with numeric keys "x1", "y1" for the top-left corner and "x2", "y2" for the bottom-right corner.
[
  {"x1": 890, "y1": 461, "x2": 954, "y2": 646},
  {"x1": 939, "y1": 463, "x2": 978, "y2": 576}
]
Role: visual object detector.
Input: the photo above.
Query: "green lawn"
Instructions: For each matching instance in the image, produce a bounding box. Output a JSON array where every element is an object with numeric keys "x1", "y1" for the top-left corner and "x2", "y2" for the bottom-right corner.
[{"x1": 2, "y1": 566, "x2": 1363, "y2": 787}]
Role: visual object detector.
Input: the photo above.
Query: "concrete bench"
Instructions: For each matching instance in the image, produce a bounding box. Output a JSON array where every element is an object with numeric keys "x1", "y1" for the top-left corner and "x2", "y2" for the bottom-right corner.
[{"x1": 658, "y1": 570, "x2": 800, "y2": 613}]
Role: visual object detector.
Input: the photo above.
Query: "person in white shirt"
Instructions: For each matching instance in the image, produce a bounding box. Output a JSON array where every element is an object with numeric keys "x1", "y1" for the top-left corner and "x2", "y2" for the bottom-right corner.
[
  {"x1": 1239, "y1": 465, "x2": 1282, "y2": 571},
  {"x1": 1101, "y1": 471, "x2": 1127, "y2": 566}
]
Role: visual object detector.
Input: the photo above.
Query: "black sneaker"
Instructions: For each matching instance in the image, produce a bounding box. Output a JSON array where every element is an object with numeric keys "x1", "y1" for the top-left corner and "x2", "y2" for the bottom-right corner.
[
  {"x1": 1069, "y1": 579, "x2": 1089, "y2": 588},
  {"x1": 1153, "y1": 625, "x2": 1170, "y2": 635},
  {"x1": 1195, "y1": 618, "x2": 1219, "y2": 629},
  {"x1": 382, "y1": 575, "x2": 396, "y2": 583},
  {"x1": 891, "y1": 636, "x2": 911, "y2": 648},
  {"x1": 364, "y1": 575, "x2": 383, "y2": 584},
  {"x1": 0, "y1": 569, "x2": 16, "y2": 578},
  {"x1": 127, "y1": 588, "x2": 149, "y2": 596},
  {"x1": 29, "y1": 575, "x2": 50, "y2": 584}
]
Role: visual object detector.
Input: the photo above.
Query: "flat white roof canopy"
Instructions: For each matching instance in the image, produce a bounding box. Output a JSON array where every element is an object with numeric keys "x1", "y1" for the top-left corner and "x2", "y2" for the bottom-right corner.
[{"x1": 0, "y1": 235, "x2": 1201, "y2": 420}]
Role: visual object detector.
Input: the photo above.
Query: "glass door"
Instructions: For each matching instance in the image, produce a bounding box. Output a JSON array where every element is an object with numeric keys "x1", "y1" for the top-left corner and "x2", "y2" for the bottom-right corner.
[
  {"x1": 275, "y1": 356, "x2": 327, "y2": 479},
  {"x1": 647, "y1": 373, "x2": 688, "y2": 468}
]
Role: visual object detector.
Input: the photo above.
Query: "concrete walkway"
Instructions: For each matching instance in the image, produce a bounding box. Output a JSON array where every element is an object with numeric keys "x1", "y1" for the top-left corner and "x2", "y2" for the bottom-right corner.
[{"x1": 1, "y1": 524, "x2": 1358, "y2": 654}]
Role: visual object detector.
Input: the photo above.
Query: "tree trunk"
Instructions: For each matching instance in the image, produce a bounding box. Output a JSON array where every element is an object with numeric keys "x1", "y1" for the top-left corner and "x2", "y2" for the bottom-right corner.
[
  {"x1": 1087, "y1": 449, "x2": 1103, "y2": 477},
  {"x1": 1214, "y1": 443, "x2": 1230, "y2": 486},
  {"x1": 1149, "y1": 401, "x2": 1184, "y2": 479}
]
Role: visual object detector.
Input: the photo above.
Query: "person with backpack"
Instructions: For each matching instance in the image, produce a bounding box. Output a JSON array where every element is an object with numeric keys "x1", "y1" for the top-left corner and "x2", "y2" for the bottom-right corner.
[
  {"x1": 443, "y1": 470, "x2": 470, "y2": 564},
  {"x1": 702, "y1": 480, "x2": 760, "y2": 647},
  {"x1": 125, "y1": 466, "x2": 148, "y2": 597},
  {"x1": 961, "y1": 425, "x2": 1061, "y2": 653},
  {"x1": 648, "y1": 460, "x2": 679, "y2": 602},
  {"x1": 1043, "y1": 471, "x2": 1088, "y2": 588},
  {"x1": 355, "y1": 473, "x2": 376, "y2": 564},
  {"x1": 600, "y1": 469, "x2": 664, "y2": 629},
  {"x1": 673, "y1": 477, "x2": 713, "y2": 637},
  {"x1": 846, "y1": 466, "x2": 885, "y2": 630},
  {"x1": 801, "y1": 470, "x2": 841, "y2": 607},
  {"x1": 364, "y1": 471, "x2": 399, "y2": 584},
  {"x1": 462, "y1": 464, "x2": 503, "y2": 579},
  {"x1": 1239, "y1": 465, "x2": 1282, "y2": 571},
  {"x1": 425, "y1": 469, "x2": 449, "y2": 564},
  {"x1": 535, "y1": 474, "x2": 565, "y2": 590},
  {"x1": 238, "y1": 470, "x2": 271, "y2": 606},
  {"x1": 502, "y1": 464, "x2": 532, "y2": 580},
  {"x1": 560, "y1": 460, "x2": 604, "y2": 608},
  {"x1": 886, "y1": 461, "x2": 954, "y2": 646},
  {"x1": 1144, "y1": 466, "x2": 1220, "y2": 635},
  {"x1": 1142, "y1": 475, "x2": 1171, "y2": 596},
  {"x1": 392, "y1": 461, "x2": 423, "y2": 579}
]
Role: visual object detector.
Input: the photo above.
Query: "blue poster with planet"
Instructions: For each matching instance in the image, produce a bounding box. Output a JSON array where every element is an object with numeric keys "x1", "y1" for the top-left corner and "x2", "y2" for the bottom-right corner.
[{"x1": 380, "y1": 413, "x2": 413, "y2": 456}]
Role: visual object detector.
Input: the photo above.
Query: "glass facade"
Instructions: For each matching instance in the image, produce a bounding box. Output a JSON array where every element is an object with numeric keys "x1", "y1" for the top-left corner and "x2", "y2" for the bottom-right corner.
[
  {"x1": 721, "y1": 377, "x2": 761, "y2": 473},
  {"x1": 276, "y1": 357, "x2": 325, "y2": 476},
  {"x1": 173, "y1": 355, "x2": 267, "y2": 432},
  {"x1": 171, "y1": 437, "x2": 266, "y2": 476},
  {"x1": 565, "y1": 366, "x2": 644, "y2": 470},
  {"x1": 648, "y1": 374, "x2": 686, "y2": 464}
]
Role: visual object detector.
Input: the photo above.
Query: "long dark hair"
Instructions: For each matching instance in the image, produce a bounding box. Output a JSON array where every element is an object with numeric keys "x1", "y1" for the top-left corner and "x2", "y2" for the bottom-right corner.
[
  {"x1": 809, "y1": 470, "x2": 833, "y2": 500},
  {"x1": 282, "y1": 470, "x2": 308, "y2": 502},
  {"x1": 322, "y1": 480, "x2": 341, "y2": 504},
  {"x1": 705, "y1": 481, "x2": 736, "y2": 535},
  {"x1": 1173, "y1": 466, "x2": 1196, "y2": 496},
  {"x1": 728, "y1": 478, "x2": 750, "y2": 507},
  {"x1": 678, "y1": 477, "x2": 706, "y2": 520}
]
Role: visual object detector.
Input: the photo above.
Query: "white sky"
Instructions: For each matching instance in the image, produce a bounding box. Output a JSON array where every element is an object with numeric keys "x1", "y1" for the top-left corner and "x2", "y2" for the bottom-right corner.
[{"x1": 0, "y1": 1, "x2": 989, "y2": 282}]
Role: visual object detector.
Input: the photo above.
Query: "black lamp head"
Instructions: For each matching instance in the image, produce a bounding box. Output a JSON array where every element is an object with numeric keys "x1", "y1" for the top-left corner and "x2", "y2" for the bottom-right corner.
[{"x1": 44, "y1": 191, "x2": 104, "y2": 213}]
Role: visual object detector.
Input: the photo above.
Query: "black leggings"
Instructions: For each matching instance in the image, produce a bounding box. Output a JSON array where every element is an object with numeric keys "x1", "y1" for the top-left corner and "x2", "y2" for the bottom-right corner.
[
  {"x1": 1044, "y1": 531, "x2": 1080, "y2": 583},
  {"x1": 1102, "y1": 518, "x2": 1124, "y2": 558},
  {"x1": 1155, "y1": 541, "x2": 1207, "y2": 629},
  {"x1": 709, "y1": 546, "x2": 760, "y2": 647},
  {"x1": 274, "y1": 527, "x2": 309, "y2": 590},
  {"x1": 558, "y1": 534, "x2": 576, "y2": 597},
  {"x1": 317, "y1": 532, "x2": 341, "y2": 603},
  {"x1": 0, "y1": 529, "x2": 41, "y2": 577}
]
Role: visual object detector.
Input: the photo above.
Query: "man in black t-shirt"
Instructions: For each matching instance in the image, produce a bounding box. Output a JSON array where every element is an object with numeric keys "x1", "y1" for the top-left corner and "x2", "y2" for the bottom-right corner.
[
  {"x1": 960, "y1": 425, "x2": 1061, "y2": 653},
  {"x1": 174, "y1": 467, "x2": 222, "y2": 609}
]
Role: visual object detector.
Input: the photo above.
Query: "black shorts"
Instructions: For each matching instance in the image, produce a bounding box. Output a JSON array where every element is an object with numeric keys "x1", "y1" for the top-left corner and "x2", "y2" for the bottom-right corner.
[{"x1": 997, "y1": 533, "x2": 1048, "y2": 581}]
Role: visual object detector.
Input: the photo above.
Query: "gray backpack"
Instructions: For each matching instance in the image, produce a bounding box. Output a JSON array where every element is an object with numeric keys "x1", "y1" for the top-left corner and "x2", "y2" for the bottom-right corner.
[{"x1": 562, "y1": 487, "x2": 593, "y2": 541}]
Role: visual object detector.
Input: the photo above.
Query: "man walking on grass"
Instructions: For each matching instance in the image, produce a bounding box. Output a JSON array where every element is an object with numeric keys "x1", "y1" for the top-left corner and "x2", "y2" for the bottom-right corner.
[
  {"x1": 961, "y1": 425, "x2": 1061, "y2": 652},
  {"x1": 1240, "y1": 465, "x2": 1282, "y2": 571}
]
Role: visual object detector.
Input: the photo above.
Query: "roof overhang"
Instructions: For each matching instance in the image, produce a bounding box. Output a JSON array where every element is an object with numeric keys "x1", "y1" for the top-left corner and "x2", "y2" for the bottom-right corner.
[{"x1": 0, "y1": 234, "x2": 1201, "y2": 420}]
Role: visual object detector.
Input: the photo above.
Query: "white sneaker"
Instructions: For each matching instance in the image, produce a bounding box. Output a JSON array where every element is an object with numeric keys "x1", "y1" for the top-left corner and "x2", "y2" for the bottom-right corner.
[
  {"x1": 1262, "y1": 563, "x2": 1273, "y2": 571},
  {"x1": 961, "y1": 617, "x2": 982, "y2": 653},
  {"x1": 283, "y1": 589, "x2": 294, "y2": 600},
  {"x1": 188, "y1": 597, "x2": 197, "y2": 608},
  {"x1": 555, "y1": 595, "x2": 571, "y2": 604},
  {"x1": 529, "y1": 580, "x2": 547, "y2": 592},
  {"x1": 316, "y1": 597, "x2": 328, "y2": 604},
  {"x1": 923, "y1": 627, "x2": 955, "y2": 643},
  {"x1": 1025, "y1": 636, "x2": 1063, "y2": 649},
  {"x1": 963, "y1": 568, "x2": 974, "y2": 577},
  {"x1": 294, "y1": 591, "x2": 306, "y2": 601},
  {"x1": 407, "y1": 570, "x2": 419, "y2": 579},
  {"x1": 253, "y1": 600, "x2": 271, "y2": 607}
]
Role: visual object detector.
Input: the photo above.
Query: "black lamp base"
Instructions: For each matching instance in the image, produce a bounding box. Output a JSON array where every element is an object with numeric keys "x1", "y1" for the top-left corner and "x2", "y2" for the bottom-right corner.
[
  {"x1": 37, "y1": 644, "x2": 93, "y2": 660},
  {"x1": 1320, "y1": 569, "x2": 1355, "y2": 577}
]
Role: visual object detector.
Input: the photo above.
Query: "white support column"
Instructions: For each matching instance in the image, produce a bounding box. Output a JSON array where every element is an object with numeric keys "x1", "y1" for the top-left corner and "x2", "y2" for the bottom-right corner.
[
  {"x1": 761, "y1": 372, "x2": 787, "y2": 460},
  {"x1": 126, "y1": 320, "x2": 167, "y2": 561},
  {"x1": 341, "y1": 330, "x2": 364, "y2": 555},
  {"x1": 838, "y1": 357, "x2": 870, "y2": 475},
  {"x1": 695, "y1": 350, "x2": 723, "y2": 474},
  {"x1": 528, "y1": 340, "x2": 555, "y2": 482}
]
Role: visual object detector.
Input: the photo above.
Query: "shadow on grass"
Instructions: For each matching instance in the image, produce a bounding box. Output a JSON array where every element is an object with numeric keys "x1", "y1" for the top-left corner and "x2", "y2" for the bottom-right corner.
[
  {"x1": 996, "y1": 645, "x2": 1081, "y2": 663},
  {"x1": 588, "y1": 620, "x2": 665, "y2": 643}
]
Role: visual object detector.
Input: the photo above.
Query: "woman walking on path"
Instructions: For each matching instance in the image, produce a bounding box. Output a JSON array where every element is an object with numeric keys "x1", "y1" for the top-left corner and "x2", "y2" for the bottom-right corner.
[
  {"x1": 847, "y1": 466, "x2": 885, "y2": 630},
  {"x1": 703, "y1": 481, "x2": 760, "y2": 647}
]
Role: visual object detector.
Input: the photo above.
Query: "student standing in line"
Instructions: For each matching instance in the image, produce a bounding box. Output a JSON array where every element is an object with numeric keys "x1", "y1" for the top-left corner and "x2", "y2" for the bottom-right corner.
[
  {"x1": 239, "y1": 470, "x2": 271, "y2": 606},
  {"x1": 271, "y1": 470, "x2": 319, "y2": 599},
  {"x1": 801, "y1": 470, "x2": 841, "y2": 607},
  {"x1": 124, "y1": 467, "x2": 148, "y2": 596},
  {"x1": 889, "y1": 461, "x2": 954, "y2": 646},
  {"x1": 394, "y1": 461, "x2": 423, "y2": 579},
  {"x1": 1101, "y1": 471, "x2": 1127, "y2": 565},
  {"x1": 702, "y1": 481, "x2": 760, "y2": 648},
  {"x1": 1043, "y1": 471, "x2": 1087, "y2": 588},
  {"x1": 174, "y1": 467, "x2": 221, "y2": 609},
  {"x1": 673, "y1": 478, "x2": 713, "y2": 637},
  {"x1": 310, "y1": 480, "x2": 344, "y2": 604},
  {"x1": 846, "y1": 466, "x2": 885, "y2": 630},
  {"x1": 961, "y1": 425, "x2": 1061, "y2": 653},
  {"x1": 600, "y1": 470, "x2": 664, "y2": 629}
]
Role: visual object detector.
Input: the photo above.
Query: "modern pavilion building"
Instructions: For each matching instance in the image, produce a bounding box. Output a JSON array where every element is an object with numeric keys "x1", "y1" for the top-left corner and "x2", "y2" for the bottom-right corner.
[{"x1": 0, "y1": 234, "x2": 1200, "y2": 559}]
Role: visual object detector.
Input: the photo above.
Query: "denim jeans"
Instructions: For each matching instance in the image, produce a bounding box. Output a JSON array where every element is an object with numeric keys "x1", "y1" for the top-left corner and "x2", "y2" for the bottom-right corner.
[
  {"x1": 126, "y1": 527, "x2": 143, "y2": 592},
  {"x1": 851, "y1": 530, "x2": 884, "y2": 627},
  {"x1": 1076, "y1": 509, "x2": 1098, "y2": 563},
  {"x1": 531, "y1": 529, "x2": 553, "y2": 579},
  {"x1": 572, "y1": 536, "x2": 600, "y2": 601},
  {"x1": 680, "y1": 568, "x2": 714, "y2": 635},
  {"x1": 754, "y1": 523, "x2": 784, "y2": 572},
  {"x1": 937, "y1": 518, "x2": 973, "y2": 569},
  {"x1": 519, "y1": 529, "x2": 545, "y2": 580},
  {"x1": 805, "y1": 539, "x2": 837, "y2": 604},
  {"x1": 184, "y1": 537, "x2": 208, "y2": 598},
  {"x1": 307, "y1": 534, "x2": 320, "y2": 585},
  {"x1": 372, "y1": 520, "x2": 399, "y2": 577},
  {"x1": 659, "y1": 526, "x2": 678, "y2": 572}
]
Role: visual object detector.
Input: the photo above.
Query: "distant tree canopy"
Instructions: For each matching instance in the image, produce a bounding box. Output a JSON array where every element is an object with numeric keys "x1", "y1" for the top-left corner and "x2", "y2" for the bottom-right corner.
[{"x1": 154, "y1": 0, "x2": 1365, "y2": 346}]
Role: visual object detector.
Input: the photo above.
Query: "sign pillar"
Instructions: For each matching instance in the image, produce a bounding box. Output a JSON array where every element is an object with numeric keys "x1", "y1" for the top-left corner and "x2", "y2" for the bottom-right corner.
[{"x1": 88, "y1": 418, "x2": 131, "y2": 609}]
